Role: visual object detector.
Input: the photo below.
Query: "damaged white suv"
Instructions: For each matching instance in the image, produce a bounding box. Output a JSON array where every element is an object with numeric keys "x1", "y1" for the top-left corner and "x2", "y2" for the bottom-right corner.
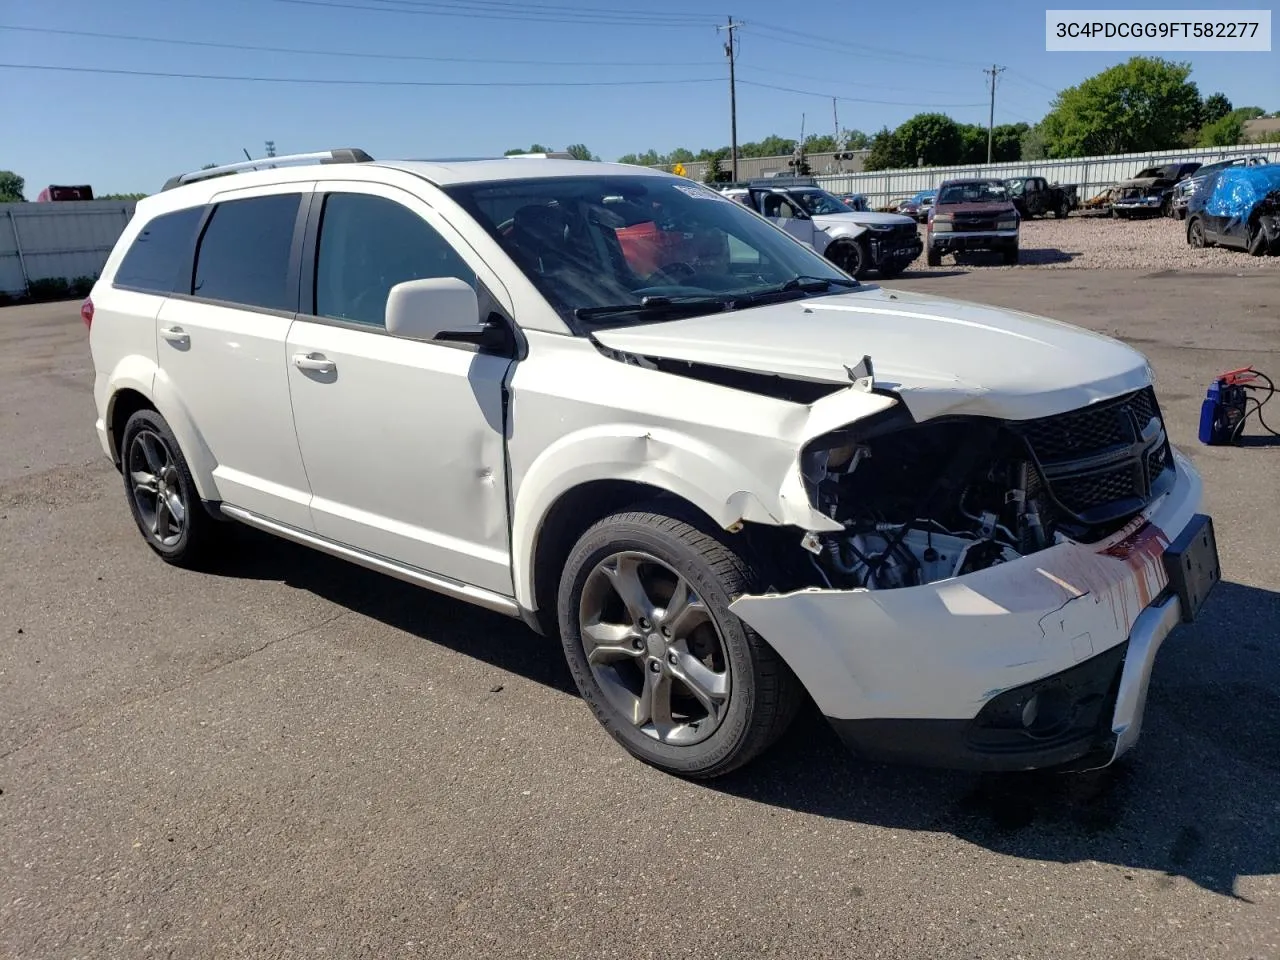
[{"x1": 88, "y1": 150, "x2": 1220, "y2": 778}]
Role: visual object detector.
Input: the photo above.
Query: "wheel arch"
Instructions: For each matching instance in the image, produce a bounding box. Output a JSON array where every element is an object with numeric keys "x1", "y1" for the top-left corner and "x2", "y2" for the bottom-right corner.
[
  {"x1": 511, "y1": 429, "x2": 801, "y2": 630},
  {"x1": 104, "y1": 364, "x2": 220, "y2": 502}
]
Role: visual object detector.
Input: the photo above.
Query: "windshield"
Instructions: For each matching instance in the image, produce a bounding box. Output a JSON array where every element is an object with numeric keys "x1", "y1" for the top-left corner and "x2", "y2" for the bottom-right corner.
[
  {"x1": 787, "y1": 189, "x2": 855, "y2": 216},
  {"x1": 444, "y1": 175, "x2": 854, "y2": 332},
  {"x1": 937, "y1": 181, "x2": 1008, "y2": 204}
]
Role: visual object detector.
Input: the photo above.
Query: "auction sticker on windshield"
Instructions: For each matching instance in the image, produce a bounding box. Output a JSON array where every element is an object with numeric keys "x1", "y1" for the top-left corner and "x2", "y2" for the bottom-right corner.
[
  {"x1": 1046, "y1": 9, "x2": 1271, "y2": 51},
  {"x1": 671, "y1": 184, "x2": 723, "y2": 200}
]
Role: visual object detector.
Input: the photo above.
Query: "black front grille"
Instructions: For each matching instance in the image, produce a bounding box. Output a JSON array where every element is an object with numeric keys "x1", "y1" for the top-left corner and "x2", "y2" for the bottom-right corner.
[
  {"x1": 954, "y1": 217, "x2": 997, "y2": 232},
  {"x1": 1011, "y1": 387, "x2": 1174, "y2": 528}
]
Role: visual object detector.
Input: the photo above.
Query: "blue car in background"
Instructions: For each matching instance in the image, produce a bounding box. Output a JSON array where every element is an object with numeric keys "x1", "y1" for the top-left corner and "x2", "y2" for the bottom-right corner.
[
  {"x1": 1185, "y1": 164, "x2": 1280, "y2": 255},
  {"x1": 898, "y1": 190, "x2": 936, "y2": 223}
]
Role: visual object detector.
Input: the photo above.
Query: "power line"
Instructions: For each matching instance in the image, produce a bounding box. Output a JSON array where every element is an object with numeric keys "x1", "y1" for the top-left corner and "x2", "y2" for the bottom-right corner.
[
  {"x1": 361, "y1": 0, "x2": 712, "y2": 21},
  {"x1": 736, "y1": 66, "x2": 978, "y2": 99},
  {"x1": 0, "y1": 24, "x2": 719, "y2": 68},
  {"x1": 272, "y1": 0, "x2": 716, "y2": 28},
  {"x1": 737, "y1": 78, "x2": 986, "y2": 108},
  {"x1": 0, "y1": 62, "x2": 721, "y2": 87},
  {"x1": 740, "y1": 23, "x2": 988, "y2": 70}
]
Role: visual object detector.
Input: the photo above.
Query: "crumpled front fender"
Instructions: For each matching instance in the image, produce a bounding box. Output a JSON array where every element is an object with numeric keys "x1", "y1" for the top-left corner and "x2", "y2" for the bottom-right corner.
[{"x1": 729, "y1": 448, "x2": 1203, "y2": 722}]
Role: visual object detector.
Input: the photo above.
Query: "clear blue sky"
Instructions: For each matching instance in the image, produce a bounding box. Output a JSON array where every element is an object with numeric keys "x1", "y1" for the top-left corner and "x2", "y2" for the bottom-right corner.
[{"x1": 3, "y1": 0, "x2": 1276, "y2": 195}]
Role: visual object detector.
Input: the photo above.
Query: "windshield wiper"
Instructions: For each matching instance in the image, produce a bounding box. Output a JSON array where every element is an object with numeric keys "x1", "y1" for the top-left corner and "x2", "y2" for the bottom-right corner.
[
  {"x1": 574, "y1": 295, "x2": 729, "y2": 323},
  {"x1": 731, "y1": 275, "x2": 858, "y2": 308}
]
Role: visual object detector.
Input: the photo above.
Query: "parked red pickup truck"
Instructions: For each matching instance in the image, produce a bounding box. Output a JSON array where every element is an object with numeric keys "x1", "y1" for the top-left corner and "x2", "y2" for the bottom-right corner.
[{"x1": 925, "y1": 178, "x2": 1021, "y2": 266}]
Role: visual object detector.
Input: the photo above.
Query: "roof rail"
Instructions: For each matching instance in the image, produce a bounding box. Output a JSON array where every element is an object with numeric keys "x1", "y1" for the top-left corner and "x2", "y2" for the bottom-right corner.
[{"x1": 161, "y1": 148, "x2": 374, "y2": 192}]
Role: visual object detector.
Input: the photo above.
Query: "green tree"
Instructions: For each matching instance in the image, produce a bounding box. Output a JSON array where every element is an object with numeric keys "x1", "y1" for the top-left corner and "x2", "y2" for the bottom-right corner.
[
  {"x1": 504, "y1": 144, "x2": 550, "y2": 156},
  {"x1": 842, "y1": 129, "x2": 871, "y2": 150},
  {"x1": 0, "y1": 170, "x2": 26, "y2": 202},
  {"x1": 201, "y1": 163, "x2": 218, "y2": 169},
  {"x1": 1039, "y1": 56, "x2": 1202, "y2": 157},
  {"x1": 1200, "y1": 92, "x2": 1232, "y2": 125},
  {"x1": 617, "y1": 153, "x2": 640, "y2": 165},
  {"x1": 863, "y1": 127, "x2": 904, "y2": 171},
  {"x1": 99, "y1": 193, "x2": 148, "y2": 201},
  {"x1": 668, "y1": 147, "x2": 695, "y2": 164},
  {"x1": 804, "y1": 134, "x2": 838, "y2": 153},
  {"x1": 894, "y1": 113, "x2": 963, "y2": 167},
  {"x1": 565, "y1": 143, "x2": 599, "y2": 161},
  {"x1": 1197, "y1": 107, "x2": 1265, "y2": 146},
  {"x1": 1020, "y1": 124, "x2": 1049, "y2": 160},
  {"x1": 703, "y1": 154, "x2": 723, "y2": 184},
  {"x1": 957, "y1": 124, "x2": 988, "y2": 164}
]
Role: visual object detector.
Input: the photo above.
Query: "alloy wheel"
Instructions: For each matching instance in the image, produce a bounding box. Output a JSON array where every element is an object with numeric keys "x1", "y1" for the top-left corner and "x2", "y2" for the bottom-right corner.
[
  {"x1": 127, "y1": 430, "x2": 187, "y2": 547},
  {"x1": 578, "y1": 551, "x2": 731, "y2": 746}
]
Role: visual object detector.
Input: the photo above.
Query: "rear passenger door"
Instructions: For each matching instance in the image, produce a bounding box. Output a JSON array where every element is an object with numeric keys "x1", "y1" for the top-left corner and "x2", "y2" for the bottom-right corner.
[
  {"x1": 284, "y1": 182, "x2": 516, "y2": 595},
  {"x1": 154, "y1": 182, "x2": 315, "y2": 529}
]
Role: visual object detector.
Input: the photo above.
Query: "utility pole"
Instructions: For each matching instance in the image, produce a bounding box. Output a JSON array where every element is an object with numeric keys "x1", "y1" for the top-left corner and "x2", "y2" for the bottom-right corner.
[
  {"x1": 984, "y1": 64, "x2": 1006, "y2": 163},
  {"x1": 717, "y1": 17, "x2": 742, "y2": 181}
]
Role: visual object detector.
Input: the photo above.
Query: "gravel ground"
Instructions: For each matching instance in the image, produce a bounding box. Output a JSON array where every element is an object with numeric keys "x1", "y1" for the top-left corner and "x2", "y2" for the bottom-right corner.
[{"x1": 918, "y1": 212, "x2": 1280, "y2": 271}]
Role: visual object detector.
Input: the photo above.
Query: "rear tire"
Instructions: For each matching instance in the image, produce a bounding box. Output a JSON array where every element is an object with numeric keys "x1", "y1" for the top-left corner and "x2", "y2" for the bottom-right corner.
[
  {"x1": 119, "y1": 409, "x2": 225, "y2": 569},
  {"x1": 557, "y1": 504, "x2": 802, "y2": 779}
]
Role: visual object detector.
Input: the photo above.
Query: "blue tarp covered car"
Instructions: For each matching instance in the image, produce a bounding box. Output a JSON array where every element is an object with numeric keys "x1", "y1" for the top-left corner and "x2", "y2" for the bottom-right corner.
[{"x1": 1186, "y1": 164, "x2": 1280, "y2": 255}]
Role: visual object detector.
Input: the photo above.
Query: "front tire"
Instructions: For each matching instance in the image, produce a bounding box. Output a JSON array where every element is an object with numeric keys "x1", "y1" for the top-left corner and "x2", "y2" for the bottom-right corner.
[
  {"x1": 120, "y1": 409, "x2": 223, "y2": 568},
  {"x1": 830, "y1": 239, "x2": 869, "y2": 279},
  {"x1": 1003, "y1": 243, "x2": 1019, "y2": 265},
  {"x1": 557, "y1": 505, "x2": 801, "y2": 779},
  {"x1": 1187, "y1": 216, "x2": 1207, "y2": 248},
  {"x1": 925, "y1": 245, "x2": 942, "y2": 267}
]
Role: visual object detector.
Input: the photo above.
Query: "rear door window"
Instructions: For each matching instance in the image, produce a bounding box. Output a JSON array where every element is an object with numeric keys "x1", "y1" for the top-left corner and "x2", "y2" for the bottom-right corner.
[
  {"x1": 192, "y1": 193, "x2": 302, "y2": 311},
  {"x1": 113, "y1": 207, "x2": 204, "y2": 293}
]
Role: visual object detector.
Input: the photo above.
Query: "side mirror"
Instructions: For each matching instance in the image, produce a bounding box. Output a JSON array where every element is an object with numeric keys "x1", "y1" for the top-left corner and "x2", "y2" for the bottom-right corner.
[{"x1": 386, "y1": 276, "x2": 483, "y2": 343}]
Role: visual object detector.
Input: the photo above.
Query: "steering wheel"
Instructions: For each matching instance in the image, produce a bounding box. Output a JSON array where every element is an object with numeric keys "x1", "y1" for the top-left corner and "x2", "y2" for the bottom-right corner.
[{"x1": 646, "y1": 261, "x2": 697, "y2": 285}]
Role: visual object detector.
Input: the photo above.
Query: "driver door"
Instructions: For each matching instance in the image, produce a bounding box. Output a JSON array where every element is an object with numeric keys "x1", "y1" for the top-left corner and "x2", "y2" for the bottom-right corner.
[
  {"x1": 284, "y1": 181, "x2": 517, "y2": 595},
  {"x1": 757, "y1": 191, "x2": 817, "y2": 247}
]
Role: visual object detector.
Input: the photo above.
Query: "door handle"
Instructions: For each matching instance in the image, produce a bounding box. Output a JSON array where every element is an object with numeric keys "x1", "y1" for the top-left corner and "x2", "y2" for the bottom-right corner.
[
  {"x1": 159, "y1": 325, "x2": 189, "y2": 346},
  {"x1": 293, "y1": 352, "x2": 336, "y2": 374}
]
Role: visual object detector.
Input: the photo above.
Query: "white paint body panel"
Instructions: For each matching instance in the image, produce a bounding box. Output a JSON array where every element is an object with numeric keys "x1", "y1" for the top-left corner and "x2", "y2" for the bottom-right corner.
[
  {"x1": 286, "y1": 318, "x2": 513, "y2": 595},
  {"x1": 592, "y1": 284, "x2": 1152, "y2": 422}
]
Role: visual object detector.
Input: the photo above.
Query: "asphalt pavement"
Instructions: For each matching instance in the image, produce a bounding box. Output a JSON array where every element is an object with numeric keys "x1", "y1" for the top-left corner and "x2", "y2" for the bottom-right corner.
[{"x1": 2, "y1": 269, "x2": 1278, "y2": 959}]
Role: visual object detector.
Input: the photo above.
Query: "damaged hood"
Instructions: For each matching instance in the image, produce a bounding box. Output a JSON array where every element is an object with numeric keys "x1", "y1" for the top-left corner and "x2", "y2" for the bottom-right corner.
[
  {"x1": 813, "y1": 211, "x2": 916, "y2": 228},
  {"x1": 591, "y1": 286, "x2": 1152, "y2": 422}
]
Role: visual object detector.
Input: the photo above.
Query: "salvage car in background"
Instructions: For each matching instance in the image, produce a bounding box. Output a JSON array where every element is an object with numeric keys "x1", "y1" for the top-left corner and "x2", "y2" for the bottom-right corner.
[
  {"x1": 1186, "y1": 163, "x2": 1280, "y2": 255},
  {"x1": 1170, "y1": 155, "x2": 1270, "y2": 220},
  {"x1": 723, "y1": 177, "x2": 921, "y2": 278},
  {"x1": 1004, "y1": 176, "x2": 1078, "y2": 219},
  {"x1": 86, "y1": 150, "x2": 1220, "y2": 779},
  {"x1": 840, "y1": 193, "x2": 871, "y2": 212},
  {"x1": 926, "y1": 178, "x2": 1020, "y2": 265},
  {"x1": 898, "y1": 189, "x2": 936, "y2": 222},
  {"x1": 1111, "y1": 161, "x2": 1201, "y2": 218}
]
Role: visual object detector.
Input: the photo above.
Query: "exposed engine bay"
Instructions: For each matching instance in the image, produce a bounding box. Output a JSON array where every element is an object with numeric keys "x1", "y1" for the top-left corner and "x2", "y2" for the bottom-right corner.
[{"x1": 797, "y1": 389, "x2": 1175, "y2": 591}]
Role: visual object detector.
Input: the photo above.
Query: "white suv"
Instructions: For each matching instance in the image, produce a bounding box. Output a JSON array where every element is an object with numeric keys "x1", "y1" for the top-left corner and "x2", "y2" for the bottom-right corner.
[{"x1": 87, "y1": 149, "x2": 1220, "y2": 778}]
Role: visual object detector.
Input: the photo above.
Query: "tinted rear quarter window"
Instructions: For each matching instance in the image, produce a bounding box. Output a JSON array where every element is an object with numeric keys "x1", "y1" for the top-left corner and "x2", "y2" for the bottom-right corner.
[
  {"x1": 113, "y1": 207, "x2": 204, "y2": 293},
  {"x1": 193, "y1": 193, "x2": 301, "y2": 311}
]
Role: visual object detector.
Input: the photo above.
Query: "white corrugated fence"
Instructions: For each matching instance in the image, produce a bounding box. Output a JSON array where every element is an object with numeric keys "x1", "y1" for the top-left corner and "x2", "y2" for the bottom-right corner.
[
  {"x1": 0, "y1": 200, "x2": 137, "y2": 295},
  {"x1": 814, "y1": 142, "x2": 1275, "y2": 208}
]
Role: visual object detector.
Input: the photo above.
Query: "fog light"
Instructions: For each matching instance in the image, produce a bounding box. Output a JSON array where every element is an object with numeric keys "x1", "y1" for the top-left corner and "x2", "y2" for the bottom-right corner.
[{"x1": 1020, "y1": 695, "x2": 1040, "y2": 729}]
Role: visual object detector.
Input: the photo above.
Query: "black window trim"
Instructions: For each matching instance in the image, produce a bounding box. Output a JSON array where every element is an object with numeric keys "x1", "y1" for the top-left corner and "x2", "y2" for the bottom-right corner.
[
  {"x1": 160, "y1": 190, "x2": 312, "y2": 319},
  {"x1": 110, "y1": 204, "x2": 208, "y2": 297},
  {"x1": 295, "y1": 187, "x2": 524, "y2": 359}
]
